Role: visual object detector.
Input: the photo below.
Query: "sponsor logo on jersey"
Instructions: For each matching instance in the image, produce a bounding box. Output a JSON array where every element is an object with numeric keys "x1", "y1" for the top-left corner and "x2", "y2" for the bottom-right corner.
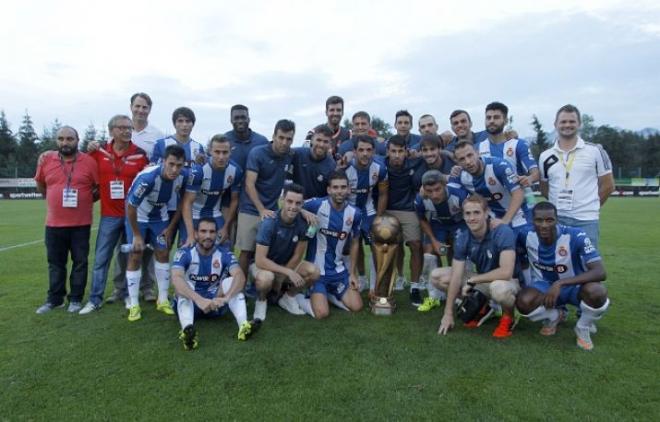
[
  {"x1": 491, "y1": 192, "x2": 503, "y2": 201},
  {"x1": 320, "y1": 228, "x2": 348, "y2": 240},
  {"x1": 189, "y1": 273, "x2": 221, "y2": 283},
  {"x1": 317, "y1": 174, "x2": 324, "y2": 182},
  {"x1": 534, "y1": 262, "x2": 568, "y2": 274}
]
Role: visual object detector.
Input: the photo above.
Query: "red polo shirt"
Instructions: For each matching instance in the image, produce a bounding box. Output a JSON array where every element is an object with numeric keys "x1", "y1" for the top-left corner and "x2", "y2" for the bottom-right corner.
[
  {"x1": 35, "y1": 151, "x2": 99, "y2": 227},
  {"x1": 89, "y1": 140, "x2": 149, "y2": 217}
]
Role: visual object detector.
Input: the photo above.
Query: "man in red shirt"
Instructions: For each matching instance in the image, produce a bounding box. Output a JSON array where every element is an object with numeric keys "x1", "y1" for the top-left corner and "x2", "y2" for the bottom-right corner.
[
  {"x1": 35, "y1": 126, "x2": 99, "y2": 314},
  {"x1": 80, "y1": 115, "x2": 149, "y2": 314}
]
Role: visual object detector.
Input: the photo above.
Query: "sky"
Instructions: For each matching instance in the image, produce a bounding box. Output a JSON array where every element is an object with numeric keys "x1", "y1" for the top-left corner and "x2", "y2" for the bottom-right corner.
[{"x1": 2, "y1": 0, "x2": 659, "y2": 144}]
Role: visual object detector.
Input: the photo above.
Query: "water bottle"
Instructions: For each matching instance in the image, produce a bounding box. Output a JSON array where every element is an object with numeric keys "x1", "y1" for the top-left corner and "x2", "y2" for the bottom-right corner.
[
  {"x1": 120, "y1": 243, "x2": 153, "y2": 253},
  {"x1": 306, "y1": 225, "x2": 318, "y2": 238},
  {"x1": 524, "y1": 187, "x2": 536, "y2": 205}
]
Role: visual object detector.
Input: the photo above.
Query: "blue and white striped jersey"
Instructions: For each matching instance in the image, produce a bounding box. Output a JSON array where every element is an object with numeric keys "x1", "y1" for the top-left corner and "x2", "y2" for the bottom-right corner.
[
  {"x1": 150, "y1": 136, "x2": 205, "y2": 167},
  {"x1": 171, "y1": 244, "x2": 238, "y2": 289},
  {"x1": 518, "y1": 224, "x2": 601, "y2": 284},
  {"x1": 449, "y1": 156, "x2": 529, "y2": 228},
  {"x1": 345, "y1": 157, "x2": 388, "y2": 216},
  {"x1": 477, "y1": 138, "x2": 538, "y2": 176},
  {"x1": 186, "y1": 161, "x2": 243, "y2": 219},
  {"x1": 126, "y1": 164, "x2": 189, "y2": 223},
  {"x1": 303, "y1": 197, "x2": 362, "y2": 276},
  {"x1": 414, "y1": 185, "x2": 468, "y2": 227}
]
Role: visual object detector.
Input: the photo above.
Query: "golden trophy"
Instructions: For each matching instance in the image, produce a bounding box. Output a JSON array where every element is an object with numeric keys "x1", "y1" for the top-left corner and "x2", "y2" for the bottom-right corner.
[{"x1": 370, "y1": 214, "x2": 401, "y2": 315}]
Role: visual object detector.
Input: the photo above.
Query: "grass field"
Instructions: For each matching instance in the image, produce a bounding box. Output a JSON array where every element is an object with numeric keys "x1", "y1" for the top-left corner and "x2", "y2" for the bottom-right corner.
[{"x1": 1, "y1": 198, "x2": 659, "y2": 420}]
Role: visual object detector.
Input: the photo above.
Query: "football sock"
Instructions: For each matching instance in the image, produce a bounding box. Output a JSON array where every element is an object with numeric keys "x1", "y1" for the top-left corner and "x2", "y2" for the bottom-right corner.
[
  {"x1": 228, "y1": 293, "x2": 248, "y2": 326},
  {"x1": 577, "y1": 298, "x2": 609, "y2": 329},
  {"x1": 154, "y1": 261, "x2": 170, "y2": 303},
  {"x1": 295, "y1": 294, "x2": 315, "y2": 317},
  {"x1": 525, "y1": 306, "x2": 559, "y2": 322},
  {"x1": 328, "y1": 294, "x2": 349, "y2": 311},
  {"x1": 177, "y1": 296, "x2": 194, "y2": 329},
  {"x1": 126, "y1": 269, "x2": 141, "y2": 307}
]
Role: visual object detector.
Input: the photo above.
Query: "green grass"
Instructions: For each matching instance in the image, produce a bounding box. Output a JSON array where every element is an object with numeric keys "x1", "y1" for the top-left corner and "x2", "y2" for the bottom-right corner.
[{"x1": 1, "y1": 198, "x2": 659, "y2": 420}]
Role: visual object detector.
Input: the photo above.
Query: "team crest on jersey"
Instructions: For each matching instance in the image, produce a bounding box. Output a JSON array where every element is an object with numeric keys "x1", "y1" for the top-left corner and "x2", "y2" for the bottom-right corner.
[
  {"x1": 227, "y1": 175, "x2": 234, "y2": 185},
  {"x1": 372, "y1": 172, "x2": 378, "y2": 182},
  {"x1": 317, "y1": 175, "x2": 324, "y2": 182},
  {"x1": 409, "y1": 169, "x2": 415, "y2": 176},
  {"x1": 293, "y1": 235, "x2": 299, "y2": 242},
  {"x1": 487, "y1": 250, "x2": 492, "y2": 259},
  {"x1": 450, "y1": 205, "x2": 460, "y2": 214},
  {"x1": 174, "y1": 250, "x2": 185, "y2": 262},
  {"x1": 558, "y1": 246, "x2": 568, "y2": 257},
  {"x1": 213, "y1": 259, "x2": 220, "y2": 268},
  {"x1": 488, "y1": 177, "x2": 497, "y2": 186},
  {"x1": 346, "y1": 217, "x2": 353, "y2": 227},
  {"x1": 506, "y1": 147, "x2": 514, "y2": 157}
]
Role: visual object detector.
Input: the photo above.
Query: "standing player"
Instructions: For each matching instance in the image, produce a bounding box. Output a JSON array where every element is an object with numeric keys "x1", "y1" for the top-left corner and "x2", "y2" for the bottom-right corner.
[
  {"x1": 415, "y1": 170, "x2": 468, "y2": 312},
  {"x1": 292, "y1": 124, "x2": 336, "y2": 199},
  {"x1": 515, "y1": 202, "x2": 609, "y2": 351},
  {"x1": 181, "y1": 134, "x2": 242, "y2": 247},
  {"x1": 344, "y1": 136, "x2": 388, "y2": 291},
  {"x1": 433, "y1": 194, "x2": 520, "y2": 338},
  {"x1": 303, "y1": 170, "x2": 363, "y2": 319},
  {"x1": 305, "y1": 96, "x2": 351, "y2": 158},
  {"x1": 337, "y1": 111, "x2": 387, "y2": 160},
  {"x1": 124, "y1": 145, "x2": 188, "y2": 322},
  {"x1": 171, "y1": 218, "x2": 259, "y2": 350},
  {"x1": 151, "y1": 107, "x2": 205, "y2": 165},
  {"x1": 393, "y1": 110, "x2": 421, "y2": 149},
  {"x1": 252, "y1": 184, "x2": 321, "y2": 320}
]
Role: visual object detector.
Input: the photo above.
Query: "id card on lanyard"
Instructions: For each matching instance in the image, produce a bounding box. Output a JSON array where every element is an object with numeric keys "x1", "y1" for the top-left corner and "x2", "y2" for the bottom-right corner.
[
  {"x1": 104, "y1": 147, "x2": 128, "y2": 199},
  {"x1": 60, "y1": 154, "x2": 78, "y2": 208},
  {"x1": 557, "y1": 149, "x2": 577, "y2": 211}
]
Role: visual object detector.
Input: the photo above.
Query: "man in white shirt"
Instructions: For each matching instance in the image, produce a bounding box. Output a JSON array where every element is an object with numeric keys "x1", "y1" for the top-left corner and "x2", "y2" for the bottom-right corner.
[
  {"x1": 130, "y1": 92, "x2": 164, "y2": 158},
  {"x1": 539, "y1": 104, "x2": 615, "y2": 248}
]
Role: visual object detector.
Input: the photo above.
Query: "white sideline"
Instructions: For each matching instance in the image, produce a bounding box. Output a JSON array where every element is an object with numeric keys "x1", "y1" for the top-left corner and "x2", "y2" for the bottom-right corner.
[{"x1": 0, "y1": 225, "x2": 99, "y2": 253}]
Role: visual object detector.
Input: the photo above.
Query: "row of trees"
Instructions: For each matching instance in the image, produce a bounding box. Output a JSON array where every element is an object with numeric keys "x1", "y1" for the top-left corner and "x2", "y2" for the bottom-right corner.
[
  {"x1": 0, "y1": 111, "x2": 106, "y2": 177},
  {"x1": 1, "y1": 110, "x2": 658, "y2": 178}
]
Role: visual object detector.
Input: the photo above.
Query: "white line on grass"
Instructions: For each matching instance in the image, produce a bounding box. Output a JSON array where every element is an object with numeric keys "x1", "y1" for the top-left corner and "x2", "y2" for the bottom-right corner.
[{"x1": 0, "y1": 225, "x2": 99, "y2": 253}]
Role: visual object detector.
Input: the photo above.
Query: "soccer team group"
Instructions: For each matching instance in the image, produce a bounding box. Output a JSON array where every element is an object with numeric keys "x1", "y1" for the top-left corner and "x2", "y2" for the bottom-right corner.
[{"x1": 34, "y1": 94, "x2": 615, "y2": 351}]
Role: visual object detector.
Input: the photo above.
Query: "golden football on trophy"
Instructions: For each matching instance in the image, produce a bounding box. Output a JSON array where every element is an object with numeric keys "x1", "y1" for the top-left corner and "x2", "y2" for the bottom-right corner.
[{"x1": 370, "y1": 214, "x2": 402, "y2": 315}]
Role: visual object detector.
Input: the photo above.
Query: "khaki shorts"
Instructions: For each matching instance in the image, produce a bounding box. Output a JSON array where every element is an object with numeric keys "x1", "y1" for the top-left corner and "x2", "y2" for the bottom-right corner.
[
  {"x1": 249, "y1": 262, "x2": 305, "y2": 288},
  {"x1": 468, "y1": 278, "x2": 520, "y2": 307},
  {"x1": 387, "y1": 210, "x2": 421, "y2": 242},
  {"x1": 236, "y1": 212, "x2": 261, "y2": 252}
]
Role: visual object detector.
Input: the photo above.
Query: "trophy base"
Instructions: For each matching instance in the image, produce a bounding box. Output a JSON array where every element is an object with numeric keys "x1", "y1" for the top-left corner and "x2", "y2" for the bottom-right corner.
[{"x1": 370, "y1": 296, "x2": 396, "y2": 316}]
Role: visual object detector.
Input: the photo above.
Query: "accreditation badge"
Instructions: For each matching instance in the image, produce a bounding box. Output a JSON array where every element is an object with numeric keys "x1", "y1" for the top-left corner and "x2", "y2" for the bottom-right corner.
[
  {"x1": 557, "y1": 189, "x2": 574, "y2": 211},
  {"x1": 110, "y1": 180, "x2": 125, "y2": 199},
  {"x1": 62, "y1": 188, "x2": 78, "y2": 208}
]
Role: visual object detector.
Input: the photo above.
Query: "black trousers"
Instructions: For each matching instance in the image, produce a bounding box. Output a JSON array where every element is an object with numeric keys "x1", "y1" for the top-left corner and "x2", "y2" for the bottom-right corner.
[{"x1": 45, "y1": 225, "x2": 91, "y2": 305}]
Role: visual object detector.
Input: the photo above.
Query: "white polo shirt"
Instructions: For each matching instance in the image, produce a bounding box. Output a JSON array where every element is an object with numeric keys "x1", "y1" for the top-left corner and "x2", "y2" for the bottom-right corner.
[
  {"x1": 539, "y1": 137, "x2": 612, "y2": 221},
  {"x1": 132, "y1": 123, "x2": 164, "y2": 158}
]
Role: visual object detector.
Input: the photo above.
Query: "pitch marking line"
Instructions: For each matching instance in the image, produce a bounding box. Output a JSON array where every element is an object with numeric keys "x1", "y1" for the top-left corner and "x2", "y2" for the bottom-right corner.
[{"x1": 0, "y1": 225, "x2": 99, "y2": 253}]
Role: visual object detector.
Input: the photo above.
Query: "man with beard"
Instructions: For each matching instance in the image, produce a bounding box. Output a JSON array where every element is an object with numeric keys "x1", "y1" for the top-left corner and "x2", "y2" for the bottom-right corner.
[
  {"x1": 412, "y1": 134, "x2": 454, "y2": 188},
  {"x1": 293, "y1": 124, "x2": 336, "y2": 199},
  {"x1": 515, "y1": 201, "x2": 610, "y2": 351},
  {"x1": 252, "y1": 184, "x2": 321, "y2": 320},
  {"x1": 477, "y1": 102, "x2": 538, "y2": 189},
  {"x1": 172, "y1": 218, "x2": 260, "y2": 350},
  {"x1": 224, "y1": 104, "x2": 269, "y2": 173},
  {"x1": 181, "y1": 135, "x2": 242, "y2": 247},
  {"x1": 306, "y1": 96, "x2": 351, "y2": 159},
  {"x1": 124, "y1": 145, "x2": 189, "y2": 322},
  {"x1": 338, "y1": 111, "x2": 387, "y2": 160},
  {"x1": 35, "y1": 126, "x2": 99, "y2": 314},
  {"x1": 236, "y1": 119, "x2": 296, "y2": 278},
  {"x1": 303, "y1": 170, "x2": 363, "y2": 318}
]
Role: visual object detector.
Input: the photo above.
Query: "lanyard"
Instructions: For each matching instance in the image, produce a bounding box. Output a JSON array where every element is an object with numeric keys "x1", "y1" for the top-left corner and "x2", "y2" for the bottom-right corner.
[
  {"x1": 558, "y1": 149, "x2": 577, "y2": 188},
  {"x1": 59, "y1": 153, "x2": 77, "y2": 189},
  {"x1": 100, "y1": 144, "x2": 130, "y2": 177}
]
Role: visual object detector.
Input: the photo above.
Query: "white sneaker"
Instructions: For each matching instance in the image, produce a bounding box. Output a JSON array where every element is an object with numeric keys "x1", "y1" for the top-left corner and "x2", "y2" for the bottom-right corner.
[
  {"x1": 254, "y1": 299, "x2": 268, "y2": 321},
  {"x1": 358, "y1": 275, "x2": 368, "y2": 292},
  {"x1": 67, "y1": 302, "x2": 83, "y2": 313},
  {"x1": 394, "y1": 276, "x2": 406, "y2": 291},
  {"x1": 278, "y1": 294, "x2": 305, "y2": 315},
  {"x1": 79, "y1": 301, "x2": 101, "y2": 315}
]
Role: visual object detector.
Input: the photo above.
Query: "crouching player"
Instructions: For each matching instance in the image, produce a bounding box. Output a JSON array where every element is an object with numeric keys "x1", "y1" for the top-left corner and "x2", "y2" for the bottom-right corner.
[
  {"x1": 171, "y1": 218, "x2": 260, "y2": 350},
  {"x1": 515, "y1": 201, "x2": 609, "y2": 351},
  {"x1": 303, "y1": 170, "x2": 363, "y2": 319},
  {"x1": 432, "y1": 194, "x2": 520, "y2": 338},
  {"x1": 252, "y1": 183, "x2": 320, "y2": 320},
  {"x1": 415, "y1": 170, "x2": 468, "y2": 312}
]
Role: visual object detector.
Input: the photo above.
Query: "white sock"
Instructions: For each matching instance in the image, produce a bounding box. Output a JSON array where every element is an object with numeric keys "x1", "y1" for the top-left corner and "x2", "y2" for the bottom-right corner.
[
  {"x1": 328, "y1": 294, "x2": 349, "y2": 311},
  {"x1": 525, "y1": 306, "x2": 559, "y2": 322},
  {"x1": 577, "y1": 299, "x2": 609, "y2": 329},
  {"x1": 369, "y1": 258, "x2": 376, "y2": 290},
  {"x1": 428, "y1": 283, "x2": 445, "y2": 300},
  {"x1": 177, "y1": 296, "x2": 194, "y2": 329},
  {"x1": 295, "y1": 294, "x2": 315, "y2": 317},
  {"x1": 422, "y1": 253, "x2": 438, "y2": 280},
  {"x1": 126, "y1": 269, "x2": 141, "y2": 307},
  {"x1": 154, "y1": 261, "x2": 170, "y2": 303},
  {"x1": 222, "y1": 277, "x2": 247, "y2": 326}
]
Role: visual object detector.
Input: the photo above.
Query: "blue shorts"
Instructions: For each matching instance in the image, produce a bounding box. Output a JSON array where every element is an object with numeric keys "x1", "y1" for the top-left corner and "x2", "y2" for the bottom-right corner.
[
  {"x1": 310, "y1": 272, "x2": 349, "y2": 301},
  {"x1": 530, "y1": 280, "x2": 582, "y2": 307},
  {"x1": 125, "y1": 220, "x2": 169, "y2": 250},
  {"x1": 425, "y1": 222, "x2": 464, "y2": 244},
  {"x1": 172, "y1": 283, "x2": 229, "y2": 318},
  {"x1": 360, "y1": 213, "x2": 376, "y2": 245}
]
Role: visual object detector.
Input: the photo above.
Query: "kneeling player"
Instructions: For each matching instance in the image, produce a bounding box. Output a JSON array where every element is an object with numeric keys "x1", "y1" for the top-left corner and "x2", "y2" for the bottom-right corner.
[
  {"x1": 171, "y1": 218, "x2": 259, "y2": 350},
  {"x1": 252, "y1": 183, "x2": 321, "y2": 320},
  {"x1": 432, "y1": 194, "x2": 520, "y2": 338},
  {"x1": 303, "y1": 170, "x2": 363, "y2": 319},
  {"x1": 415, "y1": 170, "x2": 468, "y2": 311},
  {"x1": 515, "y1": 202, "x2": 609, "y2": 351}
]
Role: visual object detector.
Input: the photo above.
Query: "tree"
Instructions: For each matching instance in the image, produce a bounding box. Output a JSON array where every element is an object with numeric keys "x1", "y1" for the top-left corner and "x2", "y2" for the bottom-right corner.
[
  {"x1": 81, "y1": 123, "x2": 97, "y2": 153},
  {"x1": 371, "y1": 116, "x2": 394, "y2": 139},
  {"x1": 530, "y1": 114, "x2": 549, "y2": 160},
  {"x1": 0, "y1": 111, "x2": 18, "y2": 177},
  {"x1": 580, "y1": 114, "x2": 597, "y2": 142},
  {"x1": 342, "y1": 118, "x2": 352, "y2": 131},
  {"x1": 39, "y1": 119, "x2": 62, "y2": 154},
  {"x1": 16, "y1": 110, "x2": 39, "y2": 177}
]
